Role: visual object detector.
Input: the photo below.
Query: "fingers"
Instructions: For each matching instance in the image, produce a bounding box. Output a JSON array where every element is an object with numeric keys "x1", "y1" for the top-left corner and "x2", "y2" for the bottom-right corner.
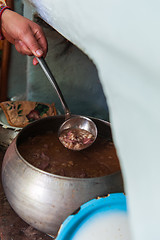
[
  {"x1": 21, "y1": 28, "x2": 43, "y2": 57},
  {"x1": 20, "y1": 22, "x2": 48, "y2": 59},
  {"x1": 2, "y1": 9, "x2": 48, "y2": 63},
  {"x1": 14, "y1": 40, "x2": 33, "y2": 56},
  {"x1": 32, "y1": 57, "x2": 39, "y2": 65},
  {"x1": 14, "y1": 22, "x2": 48, "y2": 66},
  {"x1": 15, "y1": 41, "x2": 41, "y2": 65},
  {"x1": 34, "y1": 28, "x2": 48, "y2": 58}
]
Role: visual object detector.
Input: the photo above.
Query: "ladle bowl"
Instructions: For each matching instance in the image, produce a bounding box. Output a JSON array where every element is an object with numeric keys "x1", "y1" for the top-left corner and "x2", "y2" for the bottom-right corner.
[
  {"x1": 58, "y1": 115, "x2": 97, "y2": 150},
  {"x1": 37, "y1": 57, "x2": 97, "y2": 150}
]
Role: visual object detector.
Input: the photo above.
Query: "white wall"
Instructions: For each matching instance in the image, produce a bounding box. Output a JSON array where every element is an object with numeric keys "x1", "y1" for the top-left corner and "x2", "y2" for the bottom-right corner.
[{"x1": 26, "y1": 1, "x2": 160, "y2": 240}]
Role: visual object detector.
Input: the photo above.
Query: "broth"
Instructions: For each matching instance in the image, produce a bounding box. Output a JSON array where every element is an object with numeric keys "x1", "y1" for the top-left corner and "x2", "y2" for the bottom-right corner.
[{"x1": 18, "y1": 130, "x2": 120, "y2": 178}]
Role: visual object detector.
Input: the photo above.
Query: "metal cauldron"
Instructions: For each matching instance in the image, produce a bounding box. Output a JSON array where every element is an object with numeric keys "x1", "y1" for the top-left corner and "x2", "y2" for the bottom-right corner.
[{"x1": 1, "y1": 116, "x2": 123, "y2": 236}]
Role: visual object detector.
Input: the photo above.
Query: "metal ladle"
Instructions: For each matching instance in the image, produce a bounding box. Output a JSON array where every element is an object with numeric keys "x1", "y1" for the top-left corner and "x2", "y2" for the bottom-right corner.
[{"x1": 36, "y1": 57, "x2": 97, "y2": 150}]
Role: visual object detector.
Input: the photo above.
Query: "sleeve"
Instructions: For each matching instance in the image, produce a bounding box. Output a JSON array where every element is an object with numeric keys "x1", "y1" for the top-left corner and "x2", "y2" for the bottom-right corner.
[{"x1": 0, "y1": 0, "x2": 11, "y2": 40}]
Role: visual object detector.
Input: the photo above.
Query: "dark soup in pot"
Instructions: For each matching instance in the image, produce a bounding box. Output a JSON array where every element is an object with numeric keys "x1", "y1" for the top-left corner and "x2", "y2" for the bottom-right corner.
[{"x1": 18, "y1": 130, "x2": 120, "y2": 178}]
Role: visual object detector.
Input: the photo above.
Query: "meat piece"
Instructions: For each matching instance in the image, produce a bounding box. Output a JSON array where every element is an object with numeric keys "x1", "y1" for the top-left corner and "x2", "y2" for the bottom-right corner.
[{"x1": 38, "y1": 152, "x2": 50, "y2": 170}]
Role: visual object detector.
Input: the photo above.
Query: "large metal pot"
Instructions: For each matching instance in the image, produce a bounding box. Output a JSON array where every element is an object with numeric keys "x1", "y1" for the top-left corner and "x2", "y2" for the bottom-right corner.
[{"x1": 2, "y1": 116, "x2": 123, "y2": 236}]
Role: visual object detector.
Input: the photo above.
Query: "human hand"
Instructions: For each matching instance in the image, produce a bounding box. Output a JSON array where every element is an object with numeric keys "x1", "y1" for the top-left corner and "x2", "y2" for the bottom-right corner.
[{"x1": 1, "y1": 9, "x2": 48, "y2": 65}]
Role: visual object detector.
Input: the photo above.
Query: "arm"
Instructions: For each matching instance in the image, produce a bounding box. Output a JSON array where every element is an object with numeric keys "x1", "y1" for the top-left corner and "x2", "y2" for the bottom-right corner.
[{"x1": 0, "y1": 1, "x2": 48, "y2": 65}]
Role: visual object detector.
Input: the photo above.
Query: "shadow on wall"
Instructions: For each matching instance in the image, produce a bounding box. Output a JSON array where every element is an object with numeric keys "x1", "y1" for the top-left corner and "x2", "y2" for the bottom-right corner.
[{"x1": 27, "y1": 17, "x2": 109, "y2": 121}]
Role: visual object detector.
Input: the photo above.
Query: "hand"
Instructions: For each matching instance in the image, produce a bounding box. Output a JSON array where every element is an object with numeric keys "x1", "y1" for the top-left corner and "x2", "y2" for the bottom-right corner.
[{"x1": 1, "y1": 9, "x2": 48, "y2": 65}]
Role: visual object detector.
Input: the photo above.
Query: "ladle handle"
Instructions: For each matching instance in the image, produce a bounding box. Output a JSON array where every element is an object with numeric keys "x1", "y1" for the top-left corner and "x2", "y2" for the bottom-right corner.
[{"x1": 36, "y1": 57, "x2": 71, "y2": 119}]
